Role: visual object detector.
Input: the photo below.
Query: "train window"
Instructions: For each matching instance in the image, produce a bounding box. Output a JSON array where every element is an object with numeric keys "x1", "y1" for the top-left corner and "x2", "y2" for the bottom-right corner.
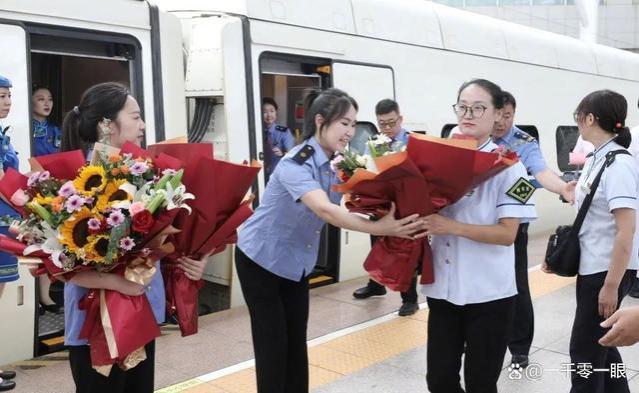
[
  {"x1": 441, "y1": 124, "x2": 457, "y2": 138},
  {"x1": 350, "y1": 122, "x2": 377, "y2": 154},
  {"x1": 516, "y1": 125, "x2": 539, "y2": 142},
  {"x1": 556, "y1": 125, "x2": 580, "y2": 172}
]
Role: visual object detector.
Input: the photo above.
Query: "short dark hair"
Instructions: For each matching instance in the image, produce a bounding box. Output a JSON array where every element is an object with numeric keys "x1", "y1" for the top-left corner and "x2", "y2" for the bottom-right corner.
[
  {"x1": 375, "y1": 99, "x2": 400, "y2": 116},
  {"x1": 262, "y1": 97, "x2": 278, "y2": 111},
  {"x1": 502, "y1": 91, "x2": 516, "y2": 110},
  {"x1": 457, "y1": 79, "x2": 504, "y2": 109},
  {"x1": 575, "y1": 89, "x2": 630, "y2": 148},
  {"x1": 301, "y1": 88, "x2": 358, "y2": 140},
  {"x1": 61, "y1": 82, "x2": 130, "y2": 154}
]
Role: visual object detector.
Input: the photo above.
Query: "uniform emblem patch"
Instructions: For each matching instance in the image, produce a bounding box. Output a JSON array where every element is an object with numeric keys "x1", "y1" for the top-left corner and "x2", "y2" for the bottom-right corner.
[
  {"x1": 292, "y1": 145, "x2": 314, "y2": 165},
  {"x1": 506, "y1": 177, "x2": 535, "y2": 204}
]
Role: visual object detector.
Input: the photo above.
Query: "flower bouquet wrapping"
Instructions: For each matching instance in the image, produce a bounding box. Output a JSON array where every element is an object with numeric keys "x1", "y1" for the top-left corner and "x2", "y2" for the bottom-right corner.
[
  {"x1": 0, "y1": 144, "x2": 192, "y2": 375},
  {"x1": 140, "y1": 142, "x2": 261, "y2": 337},
  {"x1": 333, "y1": 134, "x2": 518, "y2": 291}
]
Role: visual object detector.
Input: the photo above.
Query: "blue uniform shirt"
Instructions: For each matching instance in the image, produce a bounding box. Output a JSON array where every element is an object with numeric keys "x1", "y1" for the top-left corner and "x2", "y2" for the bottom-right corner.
[
  {"x1": 364, "y1": 128, "x2": 410, "y2": 156},
  {"x1": 492, "y1": 126, "x2": 547, "y2": 177},
  {"x1": 238, "y1": 136, "x2": 342, "y2": 281},
  {"x1": 0, "y1": 122, "x2": 19, "y2": 172},
  {"x1": 64, "y1": 261, "x2": 166, "y2": 346},
  {"x1": 32, "y1": 119, "x2": 61, "y2": 156},
  {"x1": 265, "y1": 123, "x2": 296, "y2": 175}
]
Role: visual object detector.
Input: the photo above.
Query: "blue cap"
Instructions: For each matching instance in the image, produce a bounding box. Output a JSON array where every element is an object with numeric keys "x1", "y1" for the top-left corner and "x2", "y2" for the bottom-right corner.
[{"x1": 0, "y1": 75, "x2": 12, "y2": 88}]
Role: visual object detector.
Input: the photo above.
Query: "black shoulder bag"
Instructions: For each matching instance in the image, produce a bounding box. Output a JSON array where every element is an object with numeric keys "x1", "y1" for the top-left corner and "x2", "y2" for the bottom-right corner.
[{"x1": 545, "y1": 149, "x2": 630, "y2": 277}]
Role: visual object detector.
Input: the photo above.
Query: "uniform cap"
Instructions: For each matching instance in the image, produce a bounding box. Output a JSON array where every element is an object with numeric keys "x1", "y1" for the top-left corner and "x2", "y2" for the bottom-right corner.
[{"x1": 0, "y1": 75, "x2": 12, "y2": 88}]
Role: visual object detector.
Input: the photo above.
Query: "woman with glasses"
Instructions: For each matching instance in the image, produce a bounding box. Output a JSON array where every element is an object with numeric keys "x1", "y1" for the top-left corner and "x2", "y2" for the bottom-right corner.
[
  {"x1": 420, "y1": 79, "x2": 537, "y2": 393},
  {"x1": 545, "y1": 90, "x2": 638, "y2": 393}
]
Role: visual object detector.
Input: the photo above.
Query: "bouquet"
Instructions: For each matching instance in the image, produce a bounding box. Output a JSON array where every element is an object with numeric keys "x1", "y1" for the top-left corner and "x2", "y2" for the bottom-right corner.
[
  {"x1": 333, "y1": 134, "x2": 519, "y2": 291},
  {"x1": 0, "y1": 146, "x2": 192, "y2": 375}
]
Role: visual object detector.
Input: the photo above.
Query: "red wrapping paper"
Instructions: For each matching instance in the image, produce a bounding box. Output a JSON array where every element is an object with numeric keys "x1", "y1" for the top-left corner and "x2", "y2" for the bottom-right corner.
[
  {"x1": 30, "y1": 150, "x2": 86, "y2": 180},
  {"x1": 133, "y1": 143, "x2": 261, "y2": 337},
  {"x1": 335, "y1": 134, "x2": 518, "y2": 291}
]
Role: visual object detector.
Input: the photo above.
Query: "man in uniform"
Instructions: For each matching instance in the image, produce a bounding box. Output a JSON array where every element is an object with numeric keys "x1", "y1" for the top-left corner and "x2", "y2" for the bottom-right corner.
[
  {"x1": 492, "y1": 91, "x2": 576, "y2": 368},
  {"x1": 262, "y1": 97, "x2": 295, "y2": 177},
  {"x1": 352, "y1": 99, "x2": 420, "y2": 317}
]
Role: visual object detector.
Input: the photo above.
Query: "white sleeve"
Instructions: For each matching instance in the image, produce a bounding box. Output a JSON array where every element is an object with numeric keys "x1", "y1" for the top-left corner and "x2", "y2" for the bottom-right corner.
[
  {"x1": 495, "y1": 162, "x2": 538, "y2": 221},
  {"x1": 603, "y1": 155, "x2": 638, "y2": 212}
]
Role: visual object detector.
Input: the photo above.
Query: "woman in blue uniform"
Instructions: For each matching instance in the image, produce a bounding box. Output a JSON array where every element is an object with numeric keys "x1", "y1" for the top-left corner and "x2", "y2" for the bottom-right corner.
[
  {"x1": 61, "y1": 82, "x2": 209, "y2": 393},
  {"x1": 0, "y1": 74, "x2": 22, "y2": 392},
  {"x1": 420, "y1": 79, "x2": 537, "y2": 393},
  {"x1": 262, "y1": 97, "x2": 295, "y2": 176},
  {"x1": 31, "y1": 85, "x2": 63, "y2": 314},
  {"x1": 236, "y1": 88, "x2": 424, "y2": 393},
  {"x1": 32, "y1": 85, "x2": 61, "y2": 156}
]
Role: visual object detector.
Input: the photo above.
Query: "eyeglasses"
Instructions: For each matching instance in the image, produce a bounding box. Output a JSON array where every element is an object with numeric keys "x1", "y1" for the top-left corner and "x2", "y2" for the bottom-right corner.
[
  {"x1": 378, "y1": 118, "x2": 399, "y2": 129},
  {"x1": 573, "y1": 112, "x2": 598, "y2": 124},
  {"x1": 573, "y1": 112, "x2": 580, "y2": 123},
  {"x1": 452, "y1": 104, "x2": 488, "y2": 119}
]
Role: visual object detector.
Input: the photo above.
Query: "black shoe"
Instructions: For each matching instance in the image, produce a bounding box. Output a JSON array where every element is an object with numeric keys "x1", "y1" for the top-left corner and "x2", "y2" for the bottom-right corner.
[
  {"x1": 398, "y1": 302, "x2": 419, "y2": 316},
  {"x1": 0, "y1": 372, "x2": 15, "y2": 380},
  {"x1": 0, "y1": 379, "x2": 15, "y2": 391},
  {"x1": 511, "y1": 354, "x2": 529, "y2": 369},
  {"x1": 353, "y1": 285, "x2": 386, "y2": 299}
]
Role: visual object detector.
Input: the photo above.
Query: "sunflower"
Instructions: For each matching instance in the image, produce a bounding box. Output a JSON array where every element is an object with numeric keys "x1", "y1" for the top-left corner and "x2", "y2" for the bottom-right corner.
[
  {"x1": 96, "y1": 179, "x2": 132, "y2": 211},
  {"x1": 60, "y1": 207, "x2": 98, "y2": 253},
  {"x1": 84, "y1": 235, "x2": 112, "y2": 264},
  {"x1": 74, "y1": 166, "x2": 107, "y2": 196}
]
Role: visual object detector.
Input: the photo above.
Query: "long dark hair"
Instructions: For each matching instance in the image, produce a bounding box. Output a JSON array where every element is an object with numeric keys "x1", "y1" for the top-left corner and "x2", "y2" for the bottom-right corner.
[
  {"x1": 301, "y1": 88, "x2": 358, "y2": 140},
  {"x1": 61, "y1": 82, "x2": 130, "y2": 153},
  {"x1": 575, "y1": 90, "x2": 630, "y2": 148}
]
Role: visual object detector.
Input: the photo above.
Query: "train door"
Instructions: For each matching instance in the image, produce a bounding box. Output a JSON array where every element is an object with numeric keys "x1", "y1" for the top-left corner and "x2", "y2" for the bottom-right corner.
[
  {"x1": 258, "y1": 53, "x2": 343, "y2": 287},
  {"x1": 0, "y1": 22, "x2": 36, "y2": 366},
  {"x1": 331, "y1": 62, "x2": 395, "y2": 282}
]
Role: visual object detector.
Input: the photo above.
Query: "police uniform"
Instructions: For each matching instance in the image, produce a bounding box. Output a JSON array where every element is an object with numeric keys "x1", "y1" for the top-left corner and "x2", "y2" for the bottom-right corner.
[
  {"x1": 32, "y1": 118, "x2": 61, "y2": 156},
  {"x1": 570, "y1": 138, "x2": 639, "y2": 392},
  {"x1": 358, "y1": 128, "x2": 420, "y2": 307},
  {"x1": 236, "y1": 136, "x2": 341, "y2": 393},
  {"x1": 422, "y1": 139, "x2": 537, "y2": 393},
  {"x1": 0, "y1": 75, "x2": 20, "y2": 285},
  {"x1": 492, "y1": 125, "x2": 545, "y2": 359},
  {"x1": 264, "y1": 123, "x2": 296, "y2": 175}
]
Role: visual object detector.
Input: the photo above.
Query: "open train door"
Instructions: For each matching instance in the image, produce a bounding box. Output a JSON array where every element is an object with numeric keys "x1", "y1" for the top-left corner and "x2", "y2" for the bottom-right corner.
[
  {"x1": 331, "y1": 62, "x2": 395, "y2": 282},
  {"x1": 0, "y1": 21, "x2": 37, "y2": 365}
]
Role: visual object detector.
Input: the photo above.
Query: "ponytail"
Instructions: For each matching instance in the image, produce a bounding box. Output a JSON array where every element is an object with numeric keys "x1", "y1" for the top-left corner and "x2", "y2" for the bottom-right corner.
[
  {"x1": 60, "y1": 82, "x2": 129, "y2": 154},
  {"x1": 616, "y1": 126, "x2": 631, "y2": 149}
]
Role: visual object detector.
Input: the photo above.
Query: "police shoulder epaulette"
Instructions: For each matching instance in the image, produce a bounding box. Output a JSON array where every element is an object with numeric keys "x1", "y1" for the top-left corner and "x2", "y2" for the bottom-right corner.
[
  {"x1": 513, "y1": 131, "x2": 535, "y2": 143},
  {"x1": 292, "y1": 144, "x2": 314, "y2": 165},
  {"x1": 275, "y1": 125, "x2": 288, "y2": 132},
  {"x1": 506, "y1": 177, "x2": 536, "y2": 204}
]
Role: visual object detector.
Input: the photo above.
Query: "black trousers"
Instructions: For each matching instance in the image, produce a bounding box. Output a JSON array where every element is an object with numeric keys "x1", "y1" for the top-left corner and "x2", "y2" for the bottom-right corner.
[
  {"x1": 68, "y1": 341, "x2": 155, "y2": 393},
  {"x1": 367, "y1": 235, "x2": 419, "y2": 303},
  {"x1": 569, "y1": 270, "x2": 636, "y2": 393},
  {"x1": 508, "y1": 223, "x2": 534, "y2": 356},
  {"x1": 235, "y1": 247, "x2": 309, "y2": 393},
  {"x1": 426, "y1": 296, "x2": 515, "y2": 393}
]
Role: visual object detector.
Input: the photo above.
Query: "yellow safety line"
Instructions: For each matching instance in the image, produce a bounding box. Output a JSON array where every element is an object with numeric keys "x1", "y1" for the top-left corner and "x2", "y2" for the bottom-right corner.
[{"x1": 159, "y1": 270, "x2": 575, "y2": 393}]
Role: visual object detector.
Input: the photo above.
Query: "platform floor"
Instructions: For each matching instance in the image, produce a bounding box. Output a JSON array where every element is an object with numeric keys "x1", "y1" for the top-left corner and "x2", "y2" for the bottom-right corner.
[{"x1": 6, "y1": 233, "x2": 639, "y2": 393}]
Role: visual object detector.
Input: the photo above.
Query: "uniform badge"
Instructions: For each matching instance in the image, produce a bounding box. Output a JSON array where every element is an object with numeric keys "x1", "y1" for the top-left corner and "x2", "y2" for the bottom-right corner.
[
  {"x1": 506, "y1": 177, "x2": 536, "y2": 204},
  {"x1": 514, "y1": 131, "x2": 535, "y2": 143},
  {"x1": 292, "y1": 145, "x2": 314, "y2": 165}
]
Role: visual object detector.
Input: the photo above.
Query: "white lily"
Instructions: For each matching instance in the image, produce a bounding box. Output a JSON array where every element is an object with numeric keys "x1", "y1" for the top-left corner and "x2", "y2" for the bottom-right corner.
[
  {"x1": 165, "y1": 181, "x2": 195, "y2": 214},
  {"x1": 24, "y1": 222, "x2": 65, "y2": 268}
]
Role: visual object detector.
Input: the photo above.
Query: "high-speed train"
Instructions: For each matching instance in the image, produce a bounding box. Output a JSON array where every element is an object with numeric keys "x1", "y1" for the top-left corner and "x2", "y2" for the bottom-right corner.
[{"x1": 0, "y1": 0, "x2": 638, "y2": 365}]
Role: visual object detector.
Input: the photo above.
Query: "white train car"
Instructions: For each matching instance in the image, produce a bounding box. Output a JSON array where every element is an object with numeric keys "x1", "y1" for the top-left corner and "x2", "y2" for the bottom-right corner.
[{"x1": 159, "y1": 0, "x2": 639, "y2": 304}]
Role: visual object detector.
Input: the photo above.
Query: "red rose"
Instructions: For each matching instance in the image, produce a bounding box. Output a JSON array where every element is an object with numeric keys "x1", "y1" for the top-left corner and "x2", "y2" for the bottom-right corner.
[{"x1": 132, "y1": 210, "x2": 155, "y2": 234}]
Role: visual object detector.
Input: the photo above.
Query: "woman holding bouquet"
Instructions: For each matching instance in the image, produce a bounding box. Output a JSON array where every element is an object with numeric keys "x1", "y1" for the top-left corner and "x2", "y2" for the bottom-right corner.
[
  {"x1": 420, "y1": 79, "x2": 537, "y2": 393},
  {"x1": 61, "y1": 82, "x2": 208, "y2": 393},
  {"x1": 235, "y1": 88, "x2": 425, "y2": 393}
]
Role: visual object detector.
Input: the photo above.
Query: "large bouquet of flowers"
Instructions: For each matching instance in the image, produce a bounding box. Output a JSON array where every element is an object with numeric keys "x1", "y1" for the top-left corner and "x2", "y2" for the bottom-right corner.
[
  {"x1": 0, "y1": 145, "x2": 193, "y2": 375},
  {"x1": 333, "y1": 134, "x2": 519, "y2": 291}
]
